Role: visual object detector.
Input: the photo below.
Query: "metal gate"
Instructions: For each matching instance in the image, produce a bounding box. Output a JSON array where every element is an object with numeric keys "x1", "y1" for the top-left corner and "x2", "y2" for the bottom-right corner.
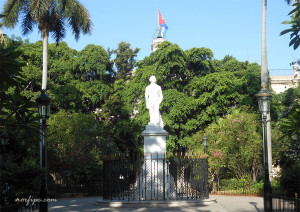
[{"x1": 103, "y1": 154, "x2": 209, "y2": 201}]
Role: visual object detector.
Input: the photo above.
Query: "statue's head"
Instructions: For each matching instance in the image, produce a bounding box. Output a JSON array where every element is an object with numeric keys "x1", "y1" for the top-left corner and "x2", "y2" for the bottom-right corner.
[{"x1": 149, "y1": 76, "x2": 156, "y2": 83}]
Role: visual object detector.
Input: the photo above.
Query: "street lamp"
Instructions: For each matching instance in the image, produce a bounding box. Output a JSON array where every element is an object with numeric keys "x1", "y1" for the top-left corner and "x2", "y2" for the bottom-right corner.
[
  {"x1": 36, "y1": 90, "x2": 51, "y2": 212},
  {"x1": 106, "y1": 137, "x2": 113, "y2": 158},
  {"x1": 1, "y1": 132, "x2": 9, "y2": 146},
  {"x1": 256, "y1": 84, "x2": 272, "y2": 212},
  {"x1": 202, "y1": 135, "x2": 208, "y2": 154},
  {"x1": 36, "y1": 91, "x2": 51, "y2": 120},
  {"x1": 1, "y1": 132, "x2": 9, "y2": 168},
  {"x1": 125, "y1": 149, "x2": 129, "y2": 158}
]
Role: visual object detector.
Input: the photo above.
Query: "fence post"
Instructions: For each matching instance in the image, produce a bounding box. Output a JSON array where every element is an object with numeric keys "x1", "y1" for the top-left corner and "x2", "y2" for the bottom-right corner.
[
  {"x1": 157, "y1": 152, "x2": 158, "y2": 200},
  {"x1": 295, "y1": 193, "x2": 298, "y2": 212},
  {"x1": 151, "y1": 153, "x2": 152, "y2": 200},
  {"x1": 144, "y1": 154, "x2": 147, "y2": 200},
  {"x1": 163, "y1": 153, "x2": 165, "y2": 201},
  {"x1": 138, "y1": 166, "x2": 141, "y2": 201},
  {"x1": 204, "y1": 157, "x2": 209, "y2": 198}
]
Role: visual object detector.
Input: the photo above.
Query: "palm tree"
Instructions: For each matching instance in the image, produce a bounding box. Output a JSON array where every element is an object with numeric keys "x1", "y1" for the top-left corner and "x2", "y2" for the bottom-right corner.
[
  {"x1": 284, "y1": 0, "x2": 299, "y2": 4},
  {"x1": 261, "y1": 0, "x2": 268, "y2": 86},
  {"x1": 260, "y1": 1, "x2": 273, "y2": 211},
  {"x1": 2, "y1": 0, "x2": 92, "y2": 90},
  {"x1": 261, "y1": 1, "x2": 272, "y2": 175}
]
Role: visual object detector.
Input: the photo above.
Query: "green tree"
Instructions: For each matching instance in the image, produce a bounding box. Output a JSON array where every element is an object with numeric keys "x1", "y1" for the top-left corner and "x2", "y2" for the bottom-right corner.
[
  {"x1": 134, "y1": 41, "x2": 189, "y2": 91},
  {"x1": 47, "y1": 110, "x2": 103, "y2": 192},
  {"x1": 48, "y1": 110, "x2": 102, "y2": 166},
  {"x1": 202, "y1": 109, "x2": 263, "y2": 181},
  {"x1": 0, "y1": 44, "x2": 41, "y2": 204},
  {"x1": 0, "y1": 47, "x2": 23, "y2": 90},
  {"x1": 278, "y1": 100, "x2": 300, "y2": 195},
  {"x1": 2, "y1": 0, "x2": 92, "y2": 90},
  {"x1": 270, "y1": 84, "x2": 300, "y2": 195},
  {"x1": 95, "y1": 79, "x2": 139, "y2": 153},
  {"x1": 112, "y1": 41, "x2": 140, "y2": 80},
  {"x1": 15, "y1": 39, "x2": 113, "y2": 112},
  {"x1": 0, "y1": 46, "x2": 39, "y2": 140},
  {"x1": 74, "y1": 44, "x2": 111, "y2": 82},
  {"x1": 184, "y1": 47, "x2": 214, "y2": 77},
  {"x1": 71, "y1": 44, "x2": 113, "y2": 111},
  {"x1": 279, "y1": 100, "x2": 300, "y2": 161}
]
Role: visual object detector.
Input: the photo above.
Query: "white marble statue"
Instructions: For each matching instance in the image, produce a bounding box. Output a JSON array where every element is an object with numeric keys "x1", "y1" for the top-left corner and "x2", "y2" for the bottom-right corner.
[
  {"x1": 145, "y1": 76, "x2": 163, "y2": 127},
  {"x1": 293, "y1": 60, "x2": 298, "y2": 77}
]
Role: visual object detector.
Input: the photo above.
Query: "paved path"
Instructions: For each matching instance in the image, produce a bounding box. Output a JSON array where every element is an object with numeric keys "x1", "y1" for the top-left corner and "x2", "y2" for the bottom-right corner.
[{"x1": 49, "y1": 195, "x2": 264, "y2": 212}]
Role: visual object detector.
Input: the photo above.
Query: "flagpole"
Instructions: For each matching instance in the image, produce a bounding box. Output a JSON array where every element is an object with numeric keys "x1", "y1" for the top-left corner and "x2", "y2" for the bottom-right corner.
[{"x1": 157, "y1": 8, "x2": 159, "y2": 28}]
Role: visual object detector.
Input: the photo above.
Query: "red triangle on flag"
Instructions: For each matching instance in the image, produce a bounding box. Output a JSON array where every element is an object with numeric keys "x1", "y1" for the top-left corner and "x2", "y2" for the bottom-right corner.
[{"x1": 158, "y1": 9, "x2": 165, "y2": 25}]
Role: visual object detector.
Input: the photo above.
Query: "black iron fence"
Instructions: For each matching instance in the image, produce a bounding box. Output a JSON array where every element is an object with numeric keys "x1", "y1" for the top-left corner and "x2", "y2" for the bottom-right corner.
[
  {"x1": 103, "y1": 154, "x2": 209, "y2": 201},
  {"x1": 273, "y1": 195, "x2": 300, "y2": 212},
  {"x1": 0, "y1": 202, "x2": 40, "y2": 212}
]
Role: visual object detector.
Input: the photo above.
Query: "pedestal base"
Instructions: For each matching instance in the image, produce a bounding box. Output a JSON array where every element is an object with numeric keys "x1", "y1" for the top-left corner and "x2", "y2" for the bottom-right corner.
[
  {"x1": 134, "y1": 159, "x2": 176, "y2": 200},
  {"x1": 142, "y1": 124, "x2": 168, "y2": 159},
  {"x1": 134, "y1": 124, "x2": 175, "y2": 200}
]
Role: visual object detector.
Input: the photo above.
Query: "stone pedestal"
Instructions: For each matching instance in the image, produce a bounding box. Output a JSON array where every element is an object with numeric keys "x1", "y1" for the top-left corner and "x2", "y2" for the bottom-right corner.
[
  {"x1": 142, "y1": 124, "x2": 168, "y2": 159},
  {"x1": 133, "y1": 124, "x2": 175, "y2": 200}
]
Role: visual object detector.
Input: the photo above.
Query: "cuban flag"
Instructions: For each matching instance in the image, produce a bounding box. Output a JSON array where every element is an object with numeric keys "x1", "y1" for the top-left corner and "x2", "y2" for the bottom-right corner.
[{"x1": 158, "y1": 9, "x2": 168, "y2": 38}]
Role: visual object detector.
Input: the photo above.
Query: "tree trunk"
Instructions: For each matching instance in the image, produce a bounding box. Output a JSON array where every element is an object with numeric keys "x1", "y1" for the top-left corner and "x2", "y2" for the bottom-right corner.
[
  {"x1": 262, "y1": 0, "x2": 273, "y2": 180},
  {"x1": 261, "y1": 0, "x2": 268, "y2": 86},
  {"x1": 42, "y1": 32, "x2": 49, "y2": 90}
]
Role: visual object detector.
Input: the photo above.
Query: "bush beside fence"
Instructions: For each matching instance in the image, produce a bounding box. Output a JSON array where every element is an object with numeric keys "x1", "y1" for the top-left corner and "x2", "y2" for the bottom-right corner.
[{"x1": 210, "y1": 178, "x2": 283, "y2": 196}]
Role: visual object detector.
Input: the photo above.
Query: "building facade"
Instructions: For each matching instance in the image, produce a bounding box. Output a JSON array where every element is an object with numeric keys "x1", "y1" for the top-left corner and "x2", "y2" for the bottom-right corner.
[{"x1": 271, "y1": 61, "x2": 300, "y2": 93}]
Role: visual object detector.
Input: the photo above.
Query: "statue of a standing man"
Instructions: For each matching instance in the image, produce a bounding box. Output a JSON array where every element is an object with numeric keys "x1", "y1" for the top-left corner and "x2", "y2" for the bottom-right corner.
[
  {"x1": 145, "y1": 76, "x2": 163, "y2": 127},
  {"x1": 293, "y1": 60, "x2": 298, "y2": 77}
]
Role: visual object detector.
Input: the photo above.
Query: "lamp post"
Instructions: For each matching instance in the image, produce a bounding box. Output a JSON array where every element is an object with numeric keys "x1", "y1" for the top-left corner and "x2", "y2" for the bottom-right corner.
[
  {"x1": 36, "y1": 90, "x2": 51, "y2": 212},
  {"x1": 1, "y1": 132, "x2": 9, "y2": 168},
  {"x1": 125, "y1": 149, "x2": 129, "y2": 158},
  {"x1": 106, "y1": 137, "x2": 112, "y2": 158},
  {"x1": 256, "y1": 84, "x2": 272, "y2": 212},
  {"x1": 1, "y1": 132, "x2": 9, "y2": 146},
  {"x1": 202, "y1": 135, "x2": 208, "y2": 154}
]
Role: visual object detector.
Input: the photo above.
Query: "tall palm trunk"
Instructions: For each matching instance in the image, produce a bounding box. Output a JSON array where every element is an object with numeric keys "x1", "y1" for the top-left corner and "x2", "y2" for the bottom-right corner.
[
  {"x1": 261, "y1": 0, "x2": 268, "y2": 85},
  {"x1": 261, "y1": 0, "x2": 273, "y2": 178},
  {"x1": 42, "y1": 32, "x2": 49, "y2": 90}
]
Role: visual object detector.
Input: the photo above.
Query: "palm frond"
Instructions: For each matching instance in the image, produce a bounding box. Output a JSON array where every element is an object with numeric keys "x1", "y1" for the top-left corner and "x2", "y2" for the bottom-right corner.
[
  {"x1": 50, "y1": 14, "x2": 65, "y2": 43},
  {"x1": 2, "y1": 0, "x2": 27, "y2": 28},
  {"x1": 3, "y1": 0, "x2": 92, "y2": 42},
  {"x1": 28, "y1": 0, "x2": 48, "y2": 22},
  {"x1": 285, "y1": 0, "x2": 293, "y2": 5},
  {"x1": 63, "y1": 0, "x2": 92, "y2": 41},
  {"x1": 21, "y1": 11, "x2": 35, "y2": 35}
]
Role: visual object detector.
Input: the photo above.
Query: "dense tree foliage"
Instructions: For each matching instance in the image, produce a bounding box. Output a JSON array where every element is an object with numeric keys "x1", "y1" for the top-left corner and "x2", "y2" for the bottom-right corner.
[
  {"x1": 2, "y1": 0, "x2": 92, "y2": 90},
  {"x1": 111, "y1": 41, "x2": 140, "y2": 80},
  {"x1": 0, "y1": 42, "x2": 42, "y2": 204},
  {"x1": 272, "y1": 85, "x2": 300, "y2": 195},
  {"x1": 1, "y1": 35, "x2": 299, "y2": 199}
]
